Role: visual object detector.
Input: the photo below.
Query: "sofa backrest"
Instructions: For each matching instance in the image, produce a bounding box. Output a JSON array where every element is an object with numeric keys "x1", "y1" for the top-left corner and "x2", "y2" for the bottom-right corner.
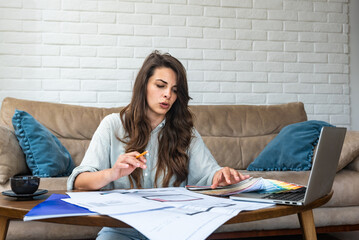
[
  {"x1": 0, "y1": 97, "x2": 122, "y2": 166},
  {"x1": 0, "y1": 98, "x2": 307, "y2": 169},
  {"x1": 190, "y1": 103, "x2": 307, "y2": 169}
]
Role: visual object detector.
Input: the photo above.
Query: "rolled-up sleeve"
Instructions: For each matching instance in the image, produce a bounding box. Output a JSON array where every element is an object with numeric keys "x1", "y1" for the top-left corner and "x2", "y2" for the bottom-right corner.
[
  {"x1": 187, "y1": 129, "x2": 222, "y2": 186},
  {"x1": 67, "y1": 114, "x2": 116, "y2": 190}
]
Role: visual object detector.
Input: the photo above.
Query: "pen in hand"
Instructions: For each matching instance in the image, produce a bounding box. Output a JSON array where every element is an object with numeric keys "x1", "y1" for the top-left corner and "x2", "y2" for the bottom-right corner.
[{"x1": 136, "y1": 150, "x2": 148, "y2": 159}]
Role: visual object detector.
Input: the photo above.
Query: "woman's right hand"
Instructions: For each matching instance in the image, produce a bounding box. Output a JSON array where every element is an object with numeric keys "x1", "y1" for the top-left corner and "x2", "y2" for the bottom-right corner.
[
  {"x1": 74, "y1": 152, "x2": 147, "y2": 191},
  {"x1": 109, "y1": 151, "x2": 147, "y2": 181}
]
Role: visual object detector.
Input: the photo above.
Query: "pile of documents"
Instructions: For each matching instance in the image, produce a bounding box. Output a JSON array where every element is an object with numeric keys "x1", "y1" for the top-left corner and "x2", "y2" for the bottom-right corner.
[{"x1": 24, "y1": 187, "x2": 273, "y2": 240}]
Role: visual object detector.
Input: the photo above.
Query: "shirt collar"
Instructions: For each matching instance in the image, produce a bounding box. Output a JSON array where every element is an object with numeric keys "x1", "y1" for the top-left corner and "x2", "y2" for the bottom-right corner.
[{"x1": 152, "y1": 119, "x2": 166, "y2": 133}]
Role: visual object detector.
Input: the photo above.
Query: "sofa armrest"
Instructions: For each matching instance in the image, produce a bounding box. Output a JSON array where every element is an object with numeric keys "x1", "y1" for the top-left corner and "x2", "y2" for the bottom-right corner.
[
  {"x1": 0, "y1": 125, "x2": 29, "y2": 184},
  {"x1": 337, "y1": 130, "x2": 359, "y2": 172},
  {"x1": 346, "y1": 156, "x2": 359, "y2": 172}
]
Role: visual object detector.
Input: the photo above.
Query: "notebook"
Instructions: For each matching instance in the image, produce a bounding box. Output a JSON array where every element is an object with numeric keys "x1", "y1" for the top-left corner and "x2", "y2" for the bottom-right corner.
[{"x1": 230, "y1": 126, "x2": 346, "y2": 206}]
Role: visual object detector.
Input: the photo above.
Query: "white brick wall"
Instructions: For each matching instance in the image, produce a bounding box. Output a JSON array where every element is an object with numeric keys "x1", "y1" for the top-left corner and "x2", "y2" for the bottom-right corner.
[{"x1": 0, "y1": 0, "x2": 351, "y2": 128}]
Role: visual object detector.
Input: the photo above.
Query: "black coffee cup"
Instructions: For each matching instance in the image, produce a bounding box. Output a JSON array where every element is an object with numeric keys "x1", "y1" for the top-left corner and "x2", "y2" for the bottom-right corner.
[{"x1": 10, "y1": 176, "x2": 40, "y2": 194}]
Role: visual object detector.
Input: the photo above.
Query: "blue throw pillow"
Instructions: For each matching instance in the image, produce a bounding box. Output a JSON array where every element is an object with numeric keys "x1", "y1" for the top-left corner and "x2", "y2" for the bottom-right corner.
[
  {"x1": 247, "y1": 120, "x2": 334, "y2": 171},
  {"x1": 12, "y1": 110, "x2": 75, "y2": 177}
]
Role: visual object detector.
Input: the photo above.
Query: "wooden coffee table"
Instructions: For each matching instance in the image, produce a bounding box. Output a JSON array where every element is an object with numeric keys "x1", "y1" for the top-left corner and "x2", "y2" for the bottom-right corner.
[{"x1": 0, "y1": 190, "x2": 333, "y2": 240}]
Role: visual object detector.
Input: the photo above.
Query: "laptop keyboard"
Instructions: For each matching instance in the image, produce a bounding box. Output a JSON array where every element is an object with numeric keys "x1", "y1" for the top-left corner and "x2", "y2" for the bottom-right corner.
[{"x1": 264, "y1": 187, "x2": 307, "y2": 201}]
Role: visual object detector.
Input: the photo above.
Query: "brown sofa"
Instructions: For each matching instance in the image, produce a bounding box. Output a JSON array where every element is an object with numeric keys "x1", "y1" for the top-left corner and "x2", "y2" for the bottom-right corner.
[{"x1": 1, "y1": 97, "x2": 359, "y2": 239}]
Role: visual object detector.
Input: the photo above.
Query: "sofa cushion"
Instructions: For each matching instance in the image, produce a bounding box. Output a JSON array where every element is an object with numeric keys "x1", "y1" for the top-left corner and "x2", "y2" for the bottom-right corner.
[
  {"x1": 0, "y1": 125, "x2": 29, "y2": 184},
  {"x1": 12, "y1": 110, "x2": 75, "y2": 177},
  {"x1": 247, "y1": 120, "x2": 333, "y2": 171}
]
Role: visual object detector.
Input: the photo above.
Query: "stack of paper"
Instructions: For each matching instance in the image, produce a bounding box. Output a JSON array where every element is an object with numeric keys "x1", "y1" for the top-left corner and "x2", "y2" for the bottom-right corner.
[{"x1": 24, "y1": 187, "x2": 274, "y2": 240}]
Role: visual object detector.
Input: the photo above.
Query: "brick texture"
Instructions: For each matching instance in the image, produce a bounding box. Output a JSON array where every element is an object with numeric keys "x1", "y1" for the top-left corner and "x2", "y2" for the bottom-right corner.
[{"x1": 0, "y1": 0, "x2": 351, "y2": 128}]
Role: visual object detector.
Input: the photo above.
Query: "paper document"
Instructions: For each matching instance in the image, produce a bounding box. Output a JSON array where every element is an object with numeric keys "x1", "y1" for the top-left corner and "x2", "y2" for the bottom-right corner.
[
  {"x1": 186, "y1": 177, "x2": 303, "y2": 196},
  {"x1": 64, "y1": 190, "x2": 172, "y2": 215},
  {"x1": 24, "y1": 187, "x2": 274, "y2": 240},
  {"x1": 108, "y1": 188, "x2": 274, "y2": 240},
  {"x1": 65, "y1": 187, "x2": 273, "y2": 240}
]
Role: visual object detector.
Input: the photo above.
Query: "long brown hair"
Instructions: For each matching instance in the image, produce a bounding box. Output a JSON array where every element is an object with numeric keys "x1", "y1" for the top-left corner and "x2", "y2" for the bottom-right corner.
[{"x1": 120, "y1": 50, "x2": 193, "y2": 188}]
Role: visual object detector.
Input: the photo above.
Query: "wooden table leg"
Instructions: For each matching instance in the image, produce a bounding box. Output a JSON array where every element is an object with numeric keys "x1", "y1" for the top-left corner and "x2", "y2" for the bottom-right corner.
[
  {"x1": 297, "y1": 210, "x2": 317, "y2": 240},
  {"x1": 0, "y1": 216, "x2": 10, "y2": 240}
]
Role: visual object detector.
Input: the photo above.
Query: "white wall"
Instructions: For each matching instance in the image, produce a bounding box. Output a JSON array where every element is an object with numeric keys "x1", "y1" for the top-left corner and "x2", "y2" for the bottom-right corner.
[
  {"x1": 0, "y1": 0, "x2": 352, "y2": 128},
  {"x1": 350, "y1": 0, "x2": 359, "y2": 130}
]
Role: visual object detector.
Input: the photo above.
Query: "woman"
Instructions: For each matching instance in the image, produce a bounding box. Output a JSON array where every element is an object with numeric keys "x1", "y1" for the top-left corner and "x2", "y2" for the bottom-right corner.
[{"x1": 67, "y1": 51, "x2": 249, "y2": 239}]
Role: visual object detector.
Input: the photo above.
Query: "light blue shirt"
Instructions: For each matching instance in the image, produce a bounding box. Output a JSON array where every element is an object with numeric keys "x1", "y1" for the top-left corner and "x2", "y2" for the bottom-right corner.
[{"x1": 67, "y1": 113, "x2": 222, "y2": 190}]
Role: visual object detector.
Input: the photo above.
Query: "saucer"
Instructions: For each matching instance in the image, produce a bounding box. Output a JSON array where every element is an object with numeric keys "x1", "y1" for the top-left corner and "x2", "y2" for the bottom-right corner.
[{"x1": 2, "y1": 189, "x2": 48, "y2": 199}]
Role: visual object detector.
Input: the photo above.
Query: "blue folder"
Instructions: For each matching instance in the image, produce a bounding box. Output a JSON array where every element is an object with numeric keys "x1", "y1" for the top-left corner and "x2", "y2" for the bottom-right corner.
[{"x1": 24, "y1": 194, "x2": 97, "y2": 221}]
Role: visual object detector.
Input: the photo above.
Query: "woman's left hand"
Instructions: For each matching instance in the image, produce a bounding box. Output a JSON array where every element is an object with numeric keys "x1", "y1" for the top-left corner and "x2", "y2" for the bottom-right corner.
[{"x1": 211, "y1": 167, "x2": 250, "y2": 189}]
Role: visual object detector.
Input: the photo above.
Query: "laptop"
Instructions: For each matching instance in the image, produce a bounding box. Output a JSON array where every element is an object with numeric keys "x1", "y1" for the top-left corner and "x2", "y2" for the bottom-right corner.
[{"x1": 230, "y1": 126, "x2": 347, "y2": 206}]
